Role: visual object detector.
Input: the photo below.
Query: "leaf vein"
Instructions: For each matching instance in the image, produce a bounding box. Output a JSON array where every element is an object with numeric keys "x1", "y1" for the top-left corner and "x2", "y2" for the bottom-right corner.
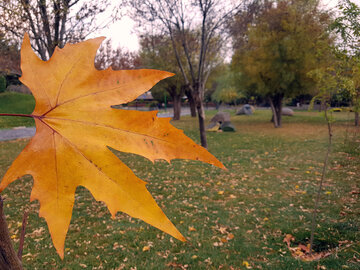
[
  {"x1": 44, "y1": 116, "x2": 174, "y2": 144},
  {"x1": 43, "y1": 72, "x2": 161, "y2": 116}
]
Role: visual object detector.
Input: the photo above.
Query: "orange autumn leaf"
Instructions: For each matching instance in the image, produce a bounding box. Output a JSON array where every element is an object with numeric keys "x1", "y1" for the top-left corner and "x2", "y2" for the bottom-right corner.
[{"x1": 0, "y1": 34, "x2": 225, "y2": 258}]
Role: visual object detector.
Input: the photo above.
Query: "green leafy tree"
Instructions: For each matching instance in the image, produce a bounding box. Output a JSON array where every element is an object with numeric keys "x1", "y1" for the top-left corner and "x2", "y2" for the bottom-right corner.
[
  {"x1": 139, "y1": 34, "x2": 185, "y2": 120},
  {"x1": 212, "y1": 67, "x2": 242, "y2": 105},
  {"x1": 332, "y1": 0, "x2": 360, "y2": 126},
  {"x1": 232, "y1": 0, "x2": 333, "y2": 127},
  {"x1": 212, "y1": 87, "x2": 241, "y2": 105},
  {"x1": 349, "y1": 62, "x2": 360, "y2": 126}
]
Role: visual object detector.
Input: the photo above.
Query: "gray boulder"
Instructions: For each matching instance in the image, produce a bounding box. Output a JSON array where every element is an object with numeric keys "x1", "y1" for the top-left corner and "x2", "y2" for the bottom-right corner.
[
  {"x1": 236, "y1": 104, "x2": 253, "y2": 115},
  {"x1": 282, "y1": 107, "x2": 294, "y2": 116},
  {"x1": 220, "y1": 121, "x2": 236, "y2": 132},
  {"x1": 207, "y1": 111, "x2": 236, "y2": 132},
  {"x1": 210, "y1": 111, "x2": 231, "y2": 123}
]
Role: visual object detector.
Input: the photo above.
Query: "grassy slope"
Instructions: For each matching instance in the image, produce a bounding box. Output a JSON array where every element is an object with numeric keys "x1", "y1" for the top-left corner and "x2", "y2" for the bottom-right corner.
[
  {"x1": 0, "y1": 110, "x2": 358, "y2": 269},
  {"x1": 0, "y1": 92, "x2": 35, "y2": 128}
]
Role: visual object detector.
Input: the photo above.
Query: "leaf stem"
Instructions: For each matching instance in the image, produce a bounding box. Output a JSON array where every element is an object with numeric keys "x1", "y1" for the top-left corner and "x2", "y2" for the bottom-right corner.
[{"x1": 0, "y1": 113, "x2": 35, "y2": 118}]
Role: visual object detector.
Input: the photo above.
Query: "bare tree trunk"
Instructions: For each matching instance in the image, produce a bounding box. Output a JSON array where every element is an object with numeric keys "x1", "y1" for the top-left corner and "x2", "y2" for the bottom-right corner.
[
  {"x1": 185, "y1": 90, "x2": 196, "y2": 117},
  {"x1": 0, "y1": 197, "x2": 23, "y2": 270},
  {"x1": 195, "y1": 94, "x2": 207, "y2": 148},
  {"x1": 268, "y1": 94, "x2": 283, "y2": 128},
  {"x1": 172, "y1": 94, "x2": 182, "y2": 120},
  {"x1": 355, "y1": 111, "x2": 359, "y2": 126}
]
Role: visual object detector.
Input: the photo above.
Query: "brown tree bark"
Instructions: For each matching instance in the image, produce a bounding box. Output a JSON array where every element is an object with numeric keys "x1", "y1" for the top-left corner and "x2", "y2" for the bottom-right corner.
[
  {"x1": 268, "y1": 94, "x2": 283, "y2": 128},
  {"x1": 172, "y1": 94, "x2": 182, "y2": 120},
  {"x1": 195, "y1": 94, "x2": 207, "y2": 148},
  {"x1": 186, "y1": 90, "x2": 197, "y2": 117},
  {"x1": 0, "y1": 197, "x2": 23, "y2": 270}
]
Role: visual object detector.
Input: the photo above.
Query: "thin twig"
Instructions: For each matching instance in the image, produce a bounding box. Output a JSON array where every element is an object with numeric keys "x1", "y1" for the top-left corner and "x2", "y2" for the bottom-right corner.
[
  {"x1": 309, "y1": 109, "x2": 333, "y2": 255},
  {"x1": 17, "y1": 210, "x2": 29, "y2": 261}
]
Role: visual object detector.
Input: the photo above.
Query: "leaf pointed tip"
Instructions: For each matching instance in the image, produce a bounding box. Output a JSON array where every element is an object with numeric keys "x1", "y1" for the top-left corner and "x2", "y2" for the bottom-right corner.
[
  {"x1": 92, "y1": 36, "x2": 106, "y2": 43},
  {"x1": 178, "y1": 234, "x2": 187, "y2": 242},
  {"x1": 171, "y1": 229, "x2": 186, "y2": 242},
  {"x1": 56, "y1": 248, "x2": 65, "y2": 260},
  {"x1": 21, "y1": 33, "x2": 32, "y2": 51},
  {"x1": 23, "y1": 33, "x2": 30, "y2": 42},
  {"x1": 217, "y1": 162, "x2": 227, "y2": 170},
  {"x1": 152, "y1": 69, "x2": 175, "y2": 80},
  {"x1": 164, "y1": 71, "x2": 175, "y2": 79}
]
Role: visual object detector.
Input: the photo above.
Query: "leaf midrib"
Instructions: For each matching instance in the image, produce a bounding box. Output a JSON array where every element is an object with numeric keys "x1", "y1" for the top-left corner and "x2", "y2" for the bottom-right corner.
[
  {"x1": 40, "y1": 72, "x2": 162, "y2": 117},
  {"x1": 43, "y1": 116, "x2": 175, "y2": 145}
]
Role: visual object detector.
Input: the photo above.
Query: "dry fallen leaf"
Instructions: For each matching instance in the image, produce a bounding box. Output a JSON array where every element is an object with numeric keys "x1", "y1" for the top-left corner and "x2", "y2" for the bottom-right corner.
[
  {"x1": 283, "y1": 234, "x2": 295, "y2": 247},
  {"x1": 218, "y1": 226, "x2": 228, "y2": 234},
  {"x1": 282, "y1": 234, "x2": 346, "y2": 261},
  {"x1": 0, "y1": 34, "x2": 224, "y2": 258},
  {"x1": 242, "y1": 261, "x2": 252, "y2": 269},
  {"x1": 188, "y1": 226, "x2": 197, "y2": 232},
  {"x1": 227, "y1": 233, "x2": 235, "y2": 240}
]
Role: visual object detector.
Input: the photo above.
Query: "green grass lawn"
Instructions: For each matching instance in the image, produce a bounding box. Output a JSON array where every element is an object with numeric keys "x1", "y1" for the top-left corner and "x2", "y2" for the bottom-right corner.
[
  {"x1": 0, "y1": 92, "x2": 35, "y2": 128},
  {"x1": 0, "y1": 109, "x2": 359, "y2": 269}
]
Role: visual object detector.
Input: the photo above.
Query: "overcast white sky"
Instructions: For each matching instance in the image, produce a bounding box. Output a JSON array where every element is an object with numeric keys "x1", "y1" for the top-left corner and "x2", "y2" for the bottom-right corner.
[
  {"x1": 97, "y1": 15, "x2": 140, "y2": 52},
  {"x1": 94, "y1": 0, "x2": 360, "y2": 52}
]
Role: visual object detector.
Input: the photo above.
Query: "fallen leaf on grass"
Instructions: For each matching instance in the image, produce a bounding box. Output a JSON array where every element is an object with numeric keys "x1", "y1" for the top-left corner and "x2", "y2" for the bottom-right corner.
[
  {"x1": 213, "y1": 241, "x2": 223, "y2": 247},
  {"x1": 283, "y1": 234, "x2": 295, "y2": 247},
  {"x1": 220, "y1": 238, "x2": 228, "y2": 243},
  {"x1": 283, "y1": 234, "x2": 352, "y2": 261},
  {"x1": 242, "y1": 261, "x2": 252, "y2": 269},
  {"x1": 166, "y1": 262, "x2": 188, "y2": 269},
  {"x1": 227, "y1": 233, "x2": 235, "y2": 240},
  {"x1": 218, "y1": 226, "x2": 228, "y2": 234},
  {"x1": 188, "y1": 226, "x2": 196, "y2": 232}
]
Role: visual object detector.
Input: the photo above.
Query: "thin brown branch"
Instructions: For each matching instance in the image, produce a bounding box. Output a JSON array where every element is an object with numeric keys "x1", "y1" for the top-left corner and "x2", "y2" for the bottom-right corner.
[
  {"x1": 17, "y1": 211, "x2": 28, "y2": 261},
  {"x1": 309, "y1": 108, "x2": 333, "y2": 255}
]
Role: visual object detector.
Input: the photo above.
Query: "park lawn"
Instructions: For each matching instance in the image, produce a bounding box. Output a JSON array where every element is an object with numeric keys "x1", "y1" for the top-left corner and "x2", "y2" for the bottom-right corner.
[
  {"x1": 0, "y1": 110, "x2": 358, "y2": 269},
  {"x1": 0, "y1": 92, "x2": 35, "y2": 128}
]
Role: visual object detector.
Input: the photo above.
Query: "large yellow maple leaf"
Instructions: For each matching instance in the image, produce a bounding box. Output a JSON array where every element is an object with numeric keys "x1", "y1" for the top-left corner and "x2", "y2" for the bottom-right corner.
[{"x1": 0, "y1": 34, "x2": 224, "y2": 258}]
